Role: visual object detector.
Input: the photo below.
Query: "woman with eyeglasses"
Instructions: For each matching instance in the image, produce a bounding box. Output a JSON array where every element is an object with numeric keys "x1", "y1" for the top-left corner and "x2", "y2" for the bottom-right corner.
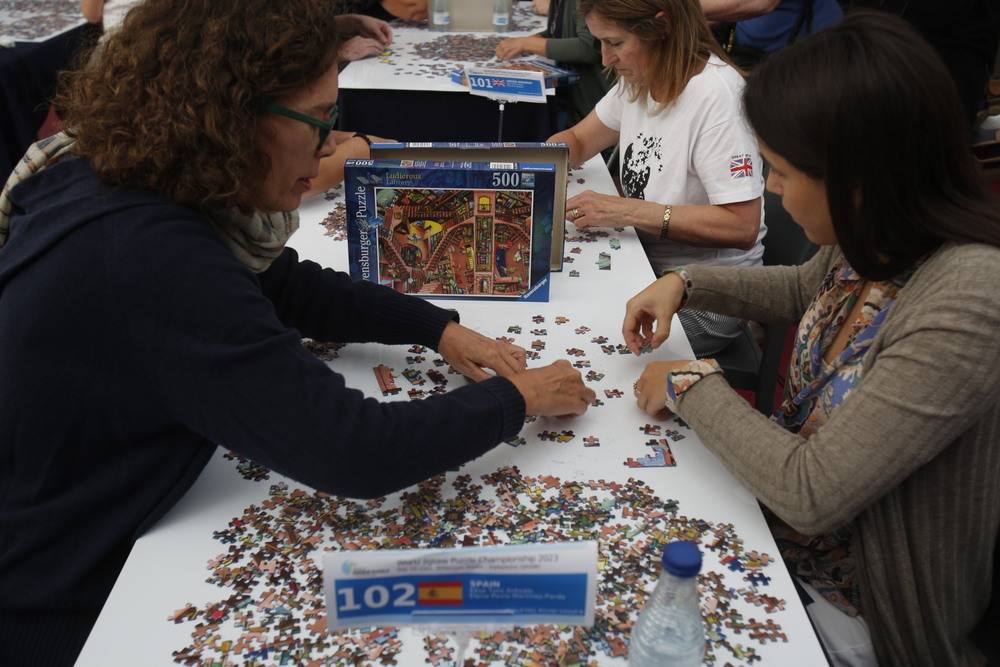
[{"x1": 0, "y1": 1, "x2": 595, "y2": 664}]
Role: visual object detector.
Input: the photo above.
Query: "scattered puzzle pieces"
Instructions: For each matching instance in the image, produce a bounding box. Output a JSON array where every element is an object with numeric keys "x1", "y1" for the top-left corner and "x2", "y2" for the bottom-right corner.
[{"x1": 175, "y1": 464, "x2": 786, "y2": 667}]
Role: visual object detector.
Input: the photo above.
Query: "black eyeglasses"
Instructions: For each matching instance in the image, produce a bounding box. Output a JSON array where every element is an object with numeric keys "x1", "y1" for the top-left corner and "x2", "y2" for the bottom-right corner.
[{"x1": 263, "y1": 102, "x2": 339, "y2": 151}]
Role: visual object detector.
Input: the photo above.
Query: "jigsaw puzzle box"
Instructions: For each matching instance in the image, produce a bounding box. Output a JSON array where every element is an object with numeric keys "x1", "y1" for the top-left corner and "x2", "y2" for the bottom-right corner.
[
  {"x1": 344, "y1": 158, "x2": 557, "y2": 302},
  {"x1": 369, "y1": 141, "x2": 569, "y2": 271}
]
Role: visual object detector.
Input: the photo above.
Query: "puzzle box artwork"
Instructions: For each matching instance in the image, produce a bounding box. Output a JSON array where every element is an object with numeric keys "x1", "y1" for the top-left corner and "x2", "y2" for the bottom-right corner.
[{"x1": 345, "y1": 159, "x2": 555, "y2": 302}]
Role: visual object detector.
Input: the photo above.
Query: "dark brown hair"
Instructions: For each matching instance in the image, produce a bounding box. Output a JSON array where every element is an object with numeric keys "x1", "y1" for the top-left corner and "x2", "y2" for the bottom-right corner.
[
  {"x1": 744, "y1": 10, "x2": 1000, "y2": 280},
  {"x1": 56, "y1": 0, "x2": 343, "y2": 211}
]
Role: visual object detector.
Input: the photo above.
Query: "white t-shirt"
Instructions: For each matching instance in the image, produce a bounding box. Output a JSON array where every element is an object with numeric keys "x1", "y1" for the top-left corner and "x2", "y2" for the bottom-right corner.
[{"x1": 595, "y1": 54, "x2": 766, "y2": 272}]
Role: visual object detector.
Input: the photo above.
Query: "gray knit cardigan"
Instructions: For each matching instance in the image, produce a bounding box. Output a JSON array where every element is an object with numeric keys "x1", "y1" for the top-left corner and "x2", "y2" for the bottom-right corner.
[{"x1": 678, "y1": 242, "x2": 1000, "y2": 666}]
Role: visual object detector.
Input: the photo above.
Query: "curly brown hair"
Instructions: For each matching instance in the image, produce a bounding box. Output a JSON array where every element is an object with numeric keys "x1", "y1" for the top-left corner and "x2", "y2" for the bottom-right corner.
[{"x1": 56, "y1": 0, "x2": 343, "y2": 211}]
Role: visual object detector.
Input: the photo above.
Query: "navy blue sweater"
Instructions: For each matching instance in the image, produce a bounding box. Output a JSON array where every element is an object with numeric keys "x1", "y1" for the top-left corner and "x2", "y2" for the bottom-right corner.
[{"x1": 0, "y1": 158, "x2": 525, "y2": 665}]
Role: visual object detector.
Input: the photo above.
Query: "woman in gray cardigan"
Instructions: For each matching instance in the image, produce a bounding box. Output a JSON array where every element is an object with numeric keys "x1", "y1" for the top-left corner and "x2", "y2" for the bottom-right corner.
[{"x1": 624, "y1": 11, "x2": 1000, "y2": 667}]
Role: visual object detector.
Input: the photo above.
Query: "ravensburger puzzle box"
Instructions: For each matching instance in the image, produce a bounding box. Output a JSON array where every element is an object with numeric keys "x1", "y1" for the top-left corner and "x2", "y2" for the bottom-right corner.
[
  {"x1": 369, "y1": 142, "x2": 569, "y2": 271},
  {"x1": 344, "y1": 158, "x2": 556, "y2": 302}
]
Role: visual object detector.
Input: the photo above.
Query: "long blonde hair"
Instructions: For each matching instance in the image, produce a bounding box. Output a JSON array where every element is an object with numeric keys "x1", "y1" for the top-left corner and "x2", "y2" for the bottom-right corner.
[{"x1": 579, "y1": 0, "x2": 735, "y2": 113}]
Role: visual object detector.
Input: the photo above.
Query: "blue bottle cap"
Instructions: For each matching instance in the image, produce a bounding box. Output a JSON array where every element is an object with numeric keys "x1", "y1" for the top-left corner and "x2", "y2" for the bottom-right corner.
[{"x1": 661, "y1": 540, "x2": 702, "y2": 578}]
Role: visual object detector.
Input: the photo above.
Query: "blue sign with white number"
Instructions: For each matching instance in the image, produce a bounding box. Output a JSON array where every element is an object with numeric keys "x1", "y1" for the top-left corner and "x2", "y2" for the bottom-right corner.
[
  {"x1": 333, "y1": 573, "x2": 588, "y2": 623},
  {"x1": 325, "y1": 542, "x2": 598, "y2": 630},
  {"x1": 464, "y1": 66, "x2": 548, "y2": 103}
]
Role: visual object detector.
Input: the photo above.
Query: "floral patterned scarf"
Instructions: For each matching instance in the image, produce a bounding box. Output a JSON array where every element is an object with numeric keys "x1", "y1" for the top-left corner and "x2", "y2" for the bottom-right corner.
[
  {"x1": 770, "y1": 253, "x2": 923, "y2": 615},
  {"x1": 776, "y1": 255, "x2": 921, "y2": 435}
]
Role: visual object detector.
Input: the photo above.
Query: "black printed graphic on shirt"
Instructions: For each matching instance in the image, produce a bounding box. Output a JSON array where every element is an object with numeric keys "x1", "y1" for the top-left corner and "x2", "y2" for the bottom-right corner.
[{"x1": 620, "y1": 133, "x2": 663, "y2": 201}]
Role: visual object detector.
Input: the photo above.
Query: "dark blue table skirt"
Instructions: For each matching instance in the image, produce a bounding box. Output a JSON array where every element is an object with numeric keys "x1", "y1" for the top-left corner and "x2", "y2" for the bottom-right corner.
[{"x1": 337, "y1": 87, "x2": 557, "y2": 143}]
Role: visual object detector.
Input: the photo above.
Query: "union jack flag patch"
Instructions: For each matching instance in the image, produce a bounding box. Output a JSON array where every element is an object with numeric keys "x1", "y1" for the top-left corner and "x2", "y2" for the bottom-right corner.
[{"x1": 729, "y1": 154, "x2": 753, "y2": 180}]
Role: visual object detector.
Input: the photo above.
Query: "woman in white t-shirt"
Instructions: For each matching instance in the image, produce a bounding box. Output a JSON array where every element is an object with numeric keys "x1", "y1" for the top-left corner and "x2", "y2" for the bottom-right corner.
[{"x1": 548, "y1": 0, "x2": 765, "y2": 356}]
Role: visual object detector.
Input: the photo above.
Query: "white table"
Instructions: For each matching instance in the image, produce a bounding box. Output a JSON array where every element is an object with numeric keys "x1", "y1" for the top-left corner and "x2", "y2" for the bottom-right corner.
[
  {"x1": 339, "y1": 2, "x2": 546, "y2": 93},
  {"x1": 76, "y1": 157, "x2": 825, "y2": 667},
  {"x1": 336, "y1": 3, "x2": 558, "y2": 142}
]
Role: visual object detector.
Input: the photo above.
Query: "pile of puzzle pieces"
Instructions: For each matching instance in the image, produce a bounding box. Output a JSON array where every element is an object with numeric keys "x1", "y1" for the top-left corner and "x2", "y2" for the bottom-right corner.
[{"x1": 170, "y1": 461, "x2": 788, "y2": 666}]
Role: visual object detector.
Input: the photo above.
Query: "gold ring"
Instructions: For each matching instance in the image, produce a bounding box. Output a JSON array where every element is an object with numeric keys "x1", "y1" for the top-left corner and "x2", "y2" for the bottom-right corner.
[
  {"x1": 633, "y1": 381, "x2": 639, "y2": 397},
  {"x1": 571, "y1": 208, "x2": 580, "y2": 219}
]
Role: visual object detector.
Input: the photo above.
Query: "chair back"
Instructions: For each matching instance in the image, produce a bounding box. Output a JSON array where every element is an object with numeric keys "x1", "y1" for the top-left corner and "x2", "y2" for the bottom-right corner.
[
  {"x1": 761, "y1": 186, "x2": 818, "y2": 267},
  {"x1": 712, "y1": 179, "x2": 819, "y2": 415},
  {"x1": 752, "y1": 182, "x2": 819, "y2": 414}
]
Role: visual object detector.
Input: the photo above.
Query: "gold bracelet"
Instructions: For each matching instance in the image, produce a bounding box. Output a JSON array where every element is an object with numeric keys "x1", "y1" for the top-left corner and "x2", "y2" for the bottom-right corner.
[{"x1": 659, "y1": 204, "x2": 672, "y2": 240}]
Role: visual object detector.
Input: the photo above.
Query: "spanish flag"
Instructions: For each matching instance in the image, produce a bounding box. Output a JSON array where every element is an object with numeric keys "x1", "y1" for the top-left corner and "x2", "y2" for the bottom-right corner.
[{"x1": 418, "y1": 581, "x2": 463, "y2": 606}]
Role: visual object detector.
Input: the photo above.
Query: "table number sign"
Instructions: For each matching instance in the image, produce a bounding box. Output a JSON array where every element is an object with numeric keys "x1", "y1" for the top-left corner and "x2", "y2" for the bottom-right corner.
[
  {"x1": 324, "y1": 542, "x2": 597, "y2": 631},
  {"x1": 464, "y1": 65, "x2": 549, "y2": 104}
]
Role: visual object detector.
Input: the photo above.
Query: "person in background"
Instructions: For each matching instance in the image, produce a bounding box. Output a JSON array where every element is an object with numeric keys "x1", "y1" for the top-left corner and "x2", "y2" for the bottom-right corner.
[
  {"x1": 495, "y1": 0, "x2": 613, "y2": 128},
  {"x1": 82, "y1": 0, "x2": 398, "y2": 57},
  {"x1": 841, "y1": 0, "x2": 999, "y2": 130},
  {"x1": 0, "y1": 1, "x2": 595, "y2": 665},
  {"x1": 548, "y1": 0, "x2": 765, "y2": 357},
  {"x1": 304, "y1": 8, "x2": 400, "y2": 198},
  {"x1": 335, "y1": 11, "x2": 395, "y2": 62},
  {"x1": 532, "y1": 0, "x2": 551, "y2": 14},
  {"x1": 701, "y1": 0, "x2": 843, "y2": 69},
  {"x1": 334, "y1": 0, "x2": 427, "y2": 22},
  {"x1": 626, "y1": 11, "x2": 1000, "y2": 666},
  {"x1": 310, "y1": 12, "x2": 397, "y2": 196},
  {"x1": 305, "y1": 127, "x2": 391, "y2": 198}
]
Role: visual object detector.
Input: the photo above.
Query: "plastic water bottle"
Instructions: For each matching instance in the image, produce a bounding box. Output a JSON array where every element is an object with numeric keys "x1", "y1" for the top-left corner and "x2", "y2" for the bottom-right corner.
[
  {"x1": 492, "y1": 0, "x2": 512, "y2": 32},
  {"x1": 430, "y1": 0, "x2": 450, "y2": 30},
  {"x1": 628, "y1": 540, "x2": 706, "y2": 666}
]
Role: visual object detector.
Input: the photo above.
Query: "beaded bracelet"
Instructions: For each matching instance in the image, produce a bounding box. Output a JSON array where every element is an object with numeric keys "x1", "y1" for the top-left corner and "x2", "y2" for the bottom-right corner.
[
  {"x1": 353, "y1": 132, "x2": 372, "y2": 147},
  {"x1": 659, "y1": 204, "x2": 672, "y2": 240}
]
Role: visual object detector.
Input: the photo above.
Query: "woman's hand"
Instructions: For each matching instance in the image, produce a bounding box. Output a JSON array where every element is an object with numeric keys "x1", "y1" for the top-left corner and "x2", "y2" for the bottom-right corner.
[
  {"x1": 340, "y1": 35, "x2": 389, "y2": 62},
  {"x1": 622, "y1": 272, "x2": 686, "y2": 354},
  {"x1": 508, "y1": 360, "x2": 596, "y2": 418},
  {"x1": 354, "y1": 14, "x2": 393, "y2": 44},
  {"x1": 437, "y1": 321, "x2": 526, "y2": 381},
  {"x1": 565, "y1": 190, "x2": 642, "y2": 231},
  {"x1": 633, "y1": 360, "x2": 694, "y2": 419},
  {"x1": 437, "y1": 324, "x2": 594, "y2": 416},
  {"x1": 495, "y1": 35, "x2": 546, "y2": 61}
]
